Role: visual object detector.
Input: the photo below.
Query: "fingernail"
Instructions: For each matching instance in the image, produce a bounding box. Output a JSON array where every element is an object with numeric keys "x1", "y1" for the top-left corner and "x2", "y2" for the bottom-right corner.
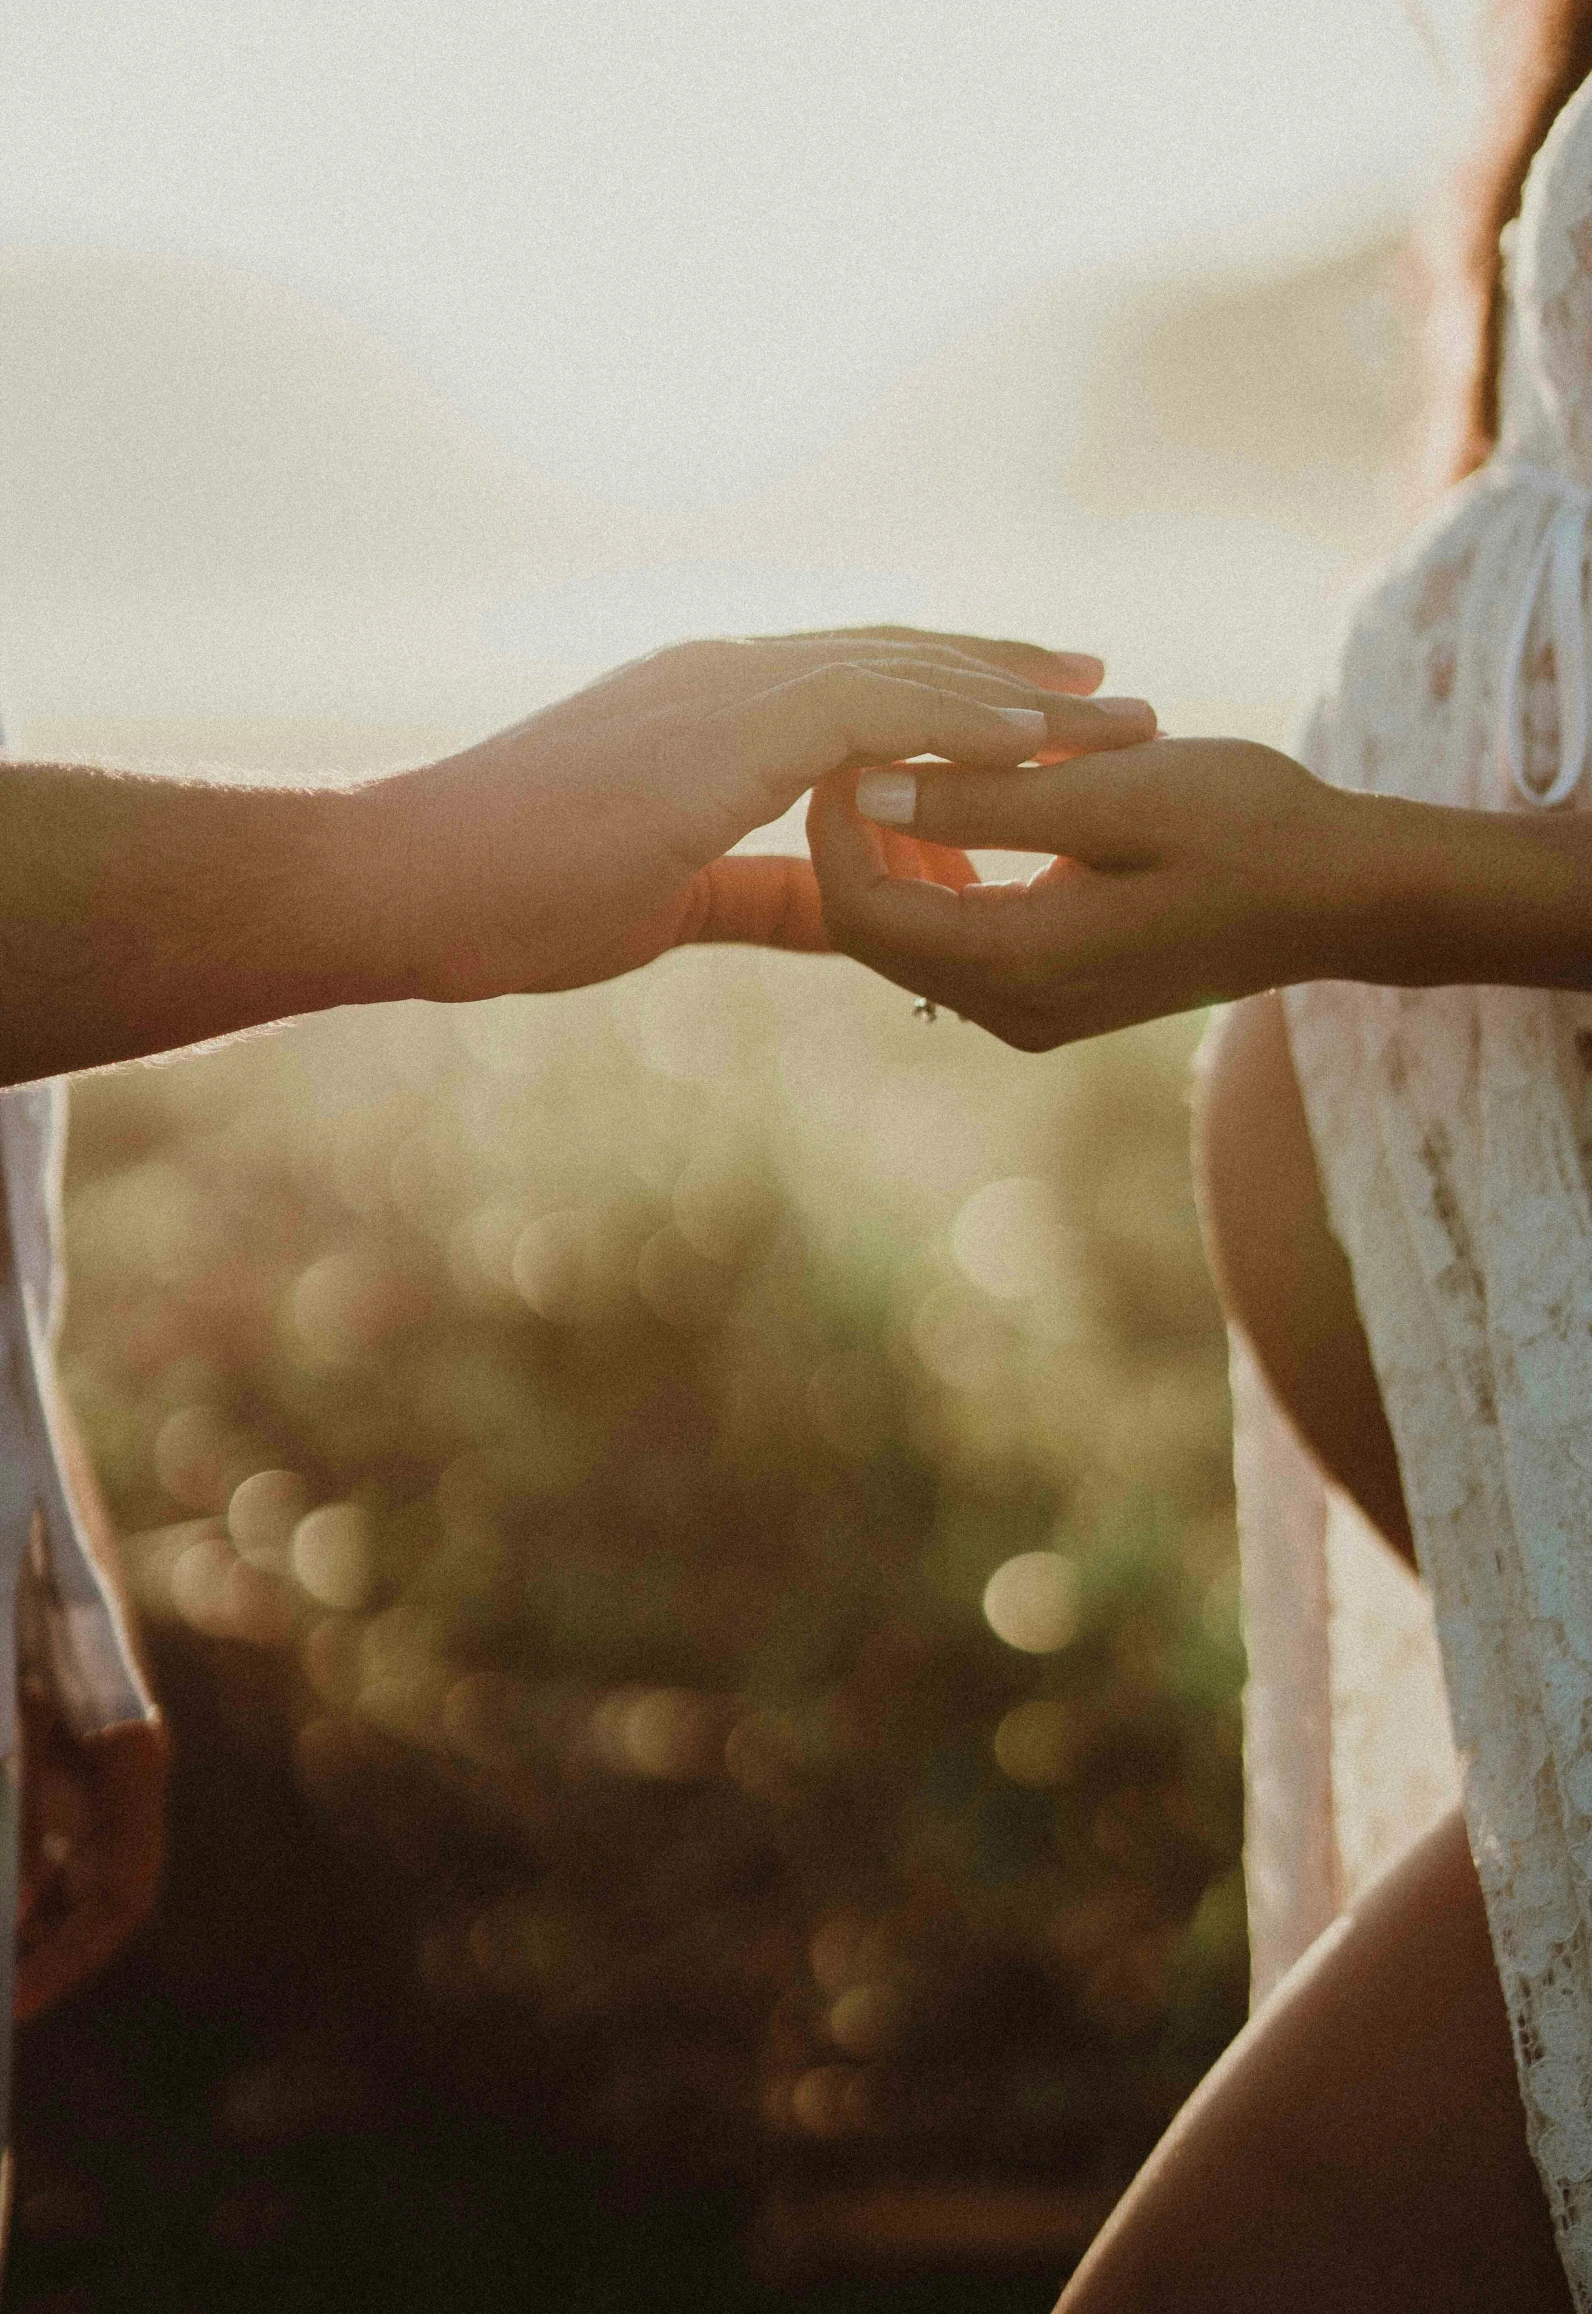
[
  {"x1": 998, "y1": 707, "x2": 1048, "y2": 743},
  {"x1": 855, "y1": 767, "x2": 918, "y2": 826},
  {"x1": 1093, "y1": 696, "x2": 1155, "y2": 720}
]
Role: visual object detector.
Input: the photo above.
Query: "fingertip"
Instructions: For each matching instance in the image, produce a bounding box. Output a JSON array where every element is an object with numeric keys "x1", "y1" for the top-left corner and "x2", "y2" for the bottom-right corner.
[
  {"x1": 854, "y1": 765, "x2": 920, "y2": 826},
  {"x1": 1046, "y1": 652, "x2": 1105, "y2": 694},
  {"x1": 1033, "y1": 711, "x2": 1157, "y2": 770},
  {"x1": 998, "y1": 705, "x2": 1050, "y2": 747}
]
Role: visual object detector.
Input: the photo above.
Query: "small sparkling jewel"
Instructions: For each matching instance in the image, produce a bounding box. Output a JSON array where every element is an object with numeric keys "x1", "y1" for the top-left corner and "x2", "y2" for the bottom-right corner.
[{"x1": 912, "y1": 998, "x2": 938, "y2": 1024}]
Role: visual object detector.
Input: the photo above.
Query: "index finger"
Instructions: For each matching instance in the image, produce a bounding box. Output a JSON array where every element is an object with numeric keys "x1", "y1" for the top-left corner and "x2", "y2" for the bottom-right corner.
[{"x1": 772, "y1": 628, "x2": 1105, "y2": 693}]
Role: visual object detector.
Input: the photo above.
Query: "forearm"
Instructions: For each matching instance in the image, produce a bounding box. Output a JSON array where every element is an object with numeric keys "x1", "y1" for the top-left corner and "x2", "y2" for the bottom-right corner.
[
  {"x1": 0, "y1": 759, "x2": 422, "y2": 1084},
  {"x1": 1320, "y1": 787, "x2": 1592, "y2": 991}
]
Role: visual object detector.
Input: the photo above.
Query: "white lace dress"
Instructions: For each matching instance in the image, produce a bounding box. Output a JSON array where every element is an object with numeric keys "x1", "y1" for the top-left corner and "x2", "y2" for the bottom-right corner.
[{"x1": 1233, "y1": 66, "x2": 1592, "y2": 2304}]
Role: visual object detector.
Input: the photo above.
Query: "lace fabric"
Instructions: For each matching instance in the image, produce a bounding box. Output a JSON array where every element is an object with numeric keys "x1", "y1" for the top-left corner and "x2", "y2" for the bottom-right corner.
[
  {"x1": 1231, "y1": 1332, "x2": 1460, "y2": 2013},
  {"x1": 1242, "y1": 66, "x2": 1592, "y2": 2300}
]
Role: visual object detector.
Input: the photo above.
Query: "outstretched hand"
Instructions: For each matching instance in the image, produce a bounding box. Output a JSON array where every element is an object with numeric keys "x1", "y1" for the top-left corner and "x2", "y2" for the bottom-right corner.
[
  {"x1": 0, "y1": 624, "x2": 1153, "y2": 1083},
  {"x1": 808, "y1": 736, "x2": 1367, "y2": 1050},
  {"x1": 386, "y1": 628, "x2": 1155, "y2": 998}
]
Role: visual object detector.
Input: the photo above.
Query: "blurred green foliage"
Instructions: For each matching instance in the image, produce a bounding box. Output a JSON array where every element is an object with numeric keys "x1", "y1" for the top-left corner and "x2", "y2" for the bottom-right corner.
[{"x1": 57, "y1": 948, "x2": 1245, "y2": 2220}]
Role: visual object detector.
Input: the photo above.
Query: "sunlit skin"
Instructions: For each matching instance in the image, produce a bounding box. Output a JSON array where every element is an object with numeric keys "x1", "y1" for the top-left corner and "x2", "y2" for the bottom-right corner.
[
  {"x1": 810, "y1": 733, "x2": 1592, "y2": 1044},
  {"x1": 808, "y1": 732, "x2": 1584, "y2": 2304},
  {"x1": 0, "y1": 620, "x2": 1148, "y2": 2025},
  {"x1": 0, "y1": 627, "x2": 1155, "y2": 1086}
]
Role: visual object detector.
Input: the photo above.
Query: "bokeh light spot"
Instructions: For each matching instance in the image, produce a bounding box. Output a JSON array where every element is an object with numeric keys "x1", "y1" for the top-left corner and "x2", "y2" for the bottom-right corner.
[
  {"x1": 591, "y1": 1687, "x2": 719, "y2": 1780},
  {"x1": 611, "y1": 953, "x2": 739, "y2": 1081},
  {"x1": 864, "y1": 1071, "x2": 987, "y2": 1199},
  {"x1": 992, "y1": 1698, "x2": 1072, "y2": 1786},
  {"x1": 908, "y1": 1286, "x2": 1013, "y2": 1394},
  {"x1": 827, "y1": 1981, "x2": 902, "y2": 2059},
  {"x1": 808, "y1": 1910, "x2": 872, "y2": 1995},
  {"x1": 289, "y1": 1243, "x2": 413, "y2": 1367},
  {"x1": 982, "y1": 1553, "x2": 1080, "y2": 1654},
  {"x1": 446, "y1": 1199, "x2": 525, "y2": 1304},
  {"x1": 220, "y1": 1557, "x2": 299, "y2": 1648},
  {"x1": 227, "y1": 1468, "x2": 309, "y2": 1568},
  {"x1": 634, "y1": 1226, "x2": 733, "y2": 1330},
  {"x1": 510, "y1": 1209, "x2": 593, "y2": 1324},
  {"x1": 290, "y1": 1501, "x2": 375, "y2": 1613},
  {"x1": 775, "y1": 1013, "x2": 878, "y2": 1133},
  {"x1": 670, "y1": 1159, "x2": 777, "y2": 1265},
  {"x1": 950, "y1": 1176, "x2": 1071, "y2": 1302},
  {"x1": 168, "y1": 1532, "x2": 238, "y2": 1635},
  {"x1": 790, "y1": 2064, "x2": 869, "y2": 2138},
  {"x1": 355, "y1": 1605, "x2": 445, "y2": 1742},
  {"x1": 154, "y1": 1406, "x2": 254, "y2": 1514},
  {"x1": 442, "y1": 1671, "x2": 535, "y2": 1768},
  {"x1": 301, "y1": 1615, "x2": 363, "y2": 1711}
]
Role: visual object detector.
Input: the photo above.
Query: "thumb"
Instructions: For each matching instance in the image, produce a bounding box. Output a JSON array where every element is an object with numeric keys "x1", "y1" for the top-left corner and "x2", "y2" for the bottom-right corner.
[{"x1": 807, "y1": 767, "x2": 981, "y2": 891}]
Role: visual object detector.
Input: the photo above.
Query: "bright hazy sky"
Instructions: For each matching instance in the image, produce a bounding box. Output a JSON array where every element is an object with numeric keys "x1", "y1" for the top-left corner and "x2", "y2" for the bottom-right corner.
[{"x1": 3, "y1": 0, "x2": 1481, "y2": 508}]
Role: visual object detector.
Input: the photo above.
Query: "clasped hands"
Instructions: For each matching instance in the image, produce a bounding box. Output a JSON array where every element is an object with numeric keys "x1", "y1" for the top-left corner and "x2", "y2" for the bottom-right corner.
[{"x1": 392, "y1": 622, "x2": 1369, "y2": 1047}]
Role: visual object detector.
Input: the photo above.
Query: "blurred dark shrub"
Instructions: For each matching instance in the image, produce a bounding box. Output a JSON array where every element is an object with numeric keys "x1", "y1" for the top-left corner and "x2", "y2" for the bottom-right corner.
[{"x1": 57, "y1": 955, "x2": 1245, "y2": 2228}]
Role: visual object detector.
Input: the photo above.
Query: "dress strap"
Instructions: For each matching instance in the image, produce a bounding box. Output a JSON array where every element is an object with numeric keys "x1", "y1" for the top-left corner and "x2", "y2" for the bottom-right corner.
[{"x1": 1498, "y1": 462, "x2": 1592, "y2": 809}]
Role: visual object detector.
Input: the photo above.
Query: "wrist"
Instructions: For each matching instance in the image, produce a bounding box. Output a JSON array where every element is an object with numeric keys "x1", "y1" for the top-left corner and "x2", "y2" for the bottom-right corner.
[
  {"x1": 1289, "y1": 787, "x2": 1433, "y2": 984},
  {"x1": 365, "y1": 751, "x2": 539, "y2": 1006},
  {"x1": 274, "y1": 776, "x2": 431, "y2": 1009},
  {"x1": 359, "y1": 762, "x2": 475, "y2": 1004},
  {"x1": 1287, "y1": 785, "x2": 1591, "y2": 991}
]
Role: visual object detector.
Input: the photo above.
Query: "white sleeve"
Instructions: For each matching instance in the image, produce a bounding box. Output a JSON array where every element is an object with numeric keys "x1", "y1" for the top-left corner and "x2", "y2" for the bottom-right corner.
[{"x1": 0, "y1": 1084, "x2": 154, "y2": 1743}]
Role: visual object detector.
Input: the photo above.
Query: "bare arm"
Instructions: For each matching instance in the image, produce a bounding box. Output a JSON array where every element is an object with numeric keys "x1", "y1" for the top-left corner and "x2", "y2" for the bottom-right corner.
[
  {"x1": 1334, "y1": 785, "x2": 1592, "y2": 989},
  {"x1": 807, "y1": 738, "x2": 1592, "y2": 1049},
  {"x1": 0, "y1": 764, "x2": 400, "y2": 1082},
  {"x1": 0, "y1": 631, "x2": 1143, "y2": 1085}
]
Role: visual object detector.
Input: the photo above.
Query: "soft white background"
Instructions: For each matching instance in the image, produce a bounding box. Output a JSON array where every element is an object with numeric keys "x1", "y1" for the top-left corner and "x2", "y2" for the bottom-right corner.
[{"x1": 0, "y1": 0, "x2": 1488, "y2": 757}]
